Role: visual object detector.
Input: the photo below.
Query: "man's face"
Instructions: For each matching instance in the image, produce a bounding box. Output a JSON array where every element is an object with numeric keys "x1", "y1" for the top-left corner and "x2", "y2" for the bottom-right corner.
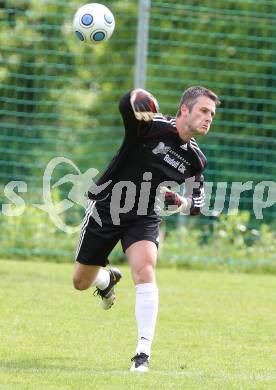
[{"x1": 180, "y1": 96, "x2": 216, "y2": 136}]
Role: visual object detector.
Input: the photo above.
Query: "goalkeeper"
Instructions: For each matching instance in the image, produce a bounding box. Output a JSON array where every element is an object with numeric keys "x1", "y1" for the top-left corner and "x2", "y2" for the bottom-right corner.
[{"x1": 73, "y1": 86, "x2": 220, "y2": 372}]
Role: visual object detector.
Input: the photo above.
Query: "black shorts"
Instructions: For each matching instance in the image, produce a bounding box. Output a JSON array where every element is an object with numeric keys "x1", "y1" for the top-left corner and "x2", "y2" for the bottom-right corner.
[{"x1": 75, "y1": 200, "x2": 162, "y2": 267}]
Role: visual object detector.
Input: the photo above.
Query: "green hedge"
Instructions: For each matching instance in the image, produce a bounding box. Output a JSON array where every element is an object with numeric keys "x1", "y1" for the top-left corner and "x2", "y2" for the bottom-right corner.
[{"x1": 1, "y1": 203, "x2": 275, "y2": 273}]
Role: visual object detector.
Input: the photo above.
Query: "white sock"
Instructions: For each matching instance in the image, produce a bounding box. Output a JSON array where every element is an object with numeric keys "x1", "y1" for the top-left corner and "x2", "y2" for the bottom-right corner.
[
  {"x1": 92, "y1": 268, "x2": 110, "y2": 290},
  {"x1": 135, "y1": 283, "x2": 159, "y2": 358}
]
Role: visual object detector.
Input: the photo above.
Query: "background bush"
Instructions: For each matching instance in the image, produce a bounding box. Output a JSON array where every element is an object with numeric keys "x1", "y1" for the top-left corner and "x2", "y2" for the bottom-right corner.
[{"x1": 1, "y1": 204, "x2": 275, "y2": 273}]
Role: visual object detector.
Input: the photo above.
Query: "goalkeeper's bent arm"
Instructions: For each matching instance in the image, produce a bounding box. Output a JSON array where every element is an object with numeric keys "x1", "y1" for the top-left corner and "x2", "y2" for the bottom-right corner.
[{"x1": 160, "y1": 175, "x2": 205, "y2": 216}]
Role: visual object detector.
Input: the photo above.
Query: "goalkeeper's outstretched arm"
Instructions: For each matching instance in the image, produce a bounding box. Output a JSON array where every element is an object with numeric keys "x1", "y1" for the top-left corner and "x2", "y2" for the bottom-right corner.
[
  {"x1": 118, "y1": 89, "x2": 160, "y2": 140},
  {"x1": 130, "y1": 89, "x2": 159, "y2": 121}
]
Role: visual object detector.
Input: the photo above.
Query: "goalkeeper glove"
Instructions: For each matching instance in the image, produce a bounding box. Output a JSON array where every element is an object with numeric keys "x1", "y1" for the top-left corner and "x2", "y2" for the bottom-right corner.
[
  {"x1": 130, "y1": 89, "x2": 159, "y2": 121},
  {"x1": 160, "y1": 186, "x2": 190, "y2": 215}
]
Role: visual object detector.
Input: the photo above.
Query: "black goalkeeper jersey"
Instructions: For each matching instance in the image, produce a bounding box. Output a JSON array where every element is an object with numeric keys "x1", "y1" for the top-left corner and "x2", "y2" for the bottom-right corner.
[{"x1": 88, "y1": 91, "x2": 207, "y2": 216}]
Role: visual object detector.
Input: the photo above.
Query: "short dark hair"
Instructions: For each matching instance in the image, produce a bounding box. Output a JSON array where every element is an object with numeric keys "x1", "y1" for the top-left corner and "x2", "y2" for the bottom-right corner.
[{"x1": 176, "y1": 86, "x2": 221, "y2": 117}]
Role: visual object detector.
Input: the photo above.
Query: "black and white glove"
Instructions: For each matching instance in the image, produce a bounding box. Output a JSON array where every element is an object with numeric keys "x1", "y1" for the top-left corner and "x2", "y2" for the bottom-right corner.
[
  {"x1": 130, "y1": 89, "x2": 159, "y2": 121},
  {"x1": 160, "y1": 186, "x2": 190, "y2": 215}
]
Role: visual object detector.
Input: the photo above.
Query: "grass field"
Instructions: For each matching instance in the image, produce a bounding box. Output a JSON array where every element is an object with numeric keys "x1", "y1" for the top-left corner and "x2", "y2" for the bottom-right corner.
[{"x1": 0, "y1": 260, "x2": 276, "y2": 389}]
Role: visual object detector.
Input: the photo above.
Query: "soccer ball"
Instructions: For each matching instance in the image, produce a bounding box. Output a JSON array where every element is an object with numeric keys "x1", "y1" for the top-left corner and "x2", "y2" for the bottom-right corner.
[{"x1": 73, "y1": 3, "x2": 115, "y2": 44}]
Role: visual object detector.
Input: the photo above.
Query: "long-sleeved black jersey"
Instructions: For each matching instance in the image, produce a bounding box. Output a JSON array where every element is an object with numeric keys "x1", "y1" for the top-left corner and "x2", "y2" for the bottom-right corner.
[{"x1": 88, "y1": 91, "x2": 207, "y2": 217}]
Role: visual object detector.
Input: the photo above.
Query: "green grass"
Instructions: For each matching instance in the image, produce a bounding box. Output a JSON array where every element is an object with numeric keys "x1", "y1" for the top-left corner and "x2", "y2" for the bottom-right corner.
[{"x1": 0, "y1": 260, "x2": 276, "y2": 389}]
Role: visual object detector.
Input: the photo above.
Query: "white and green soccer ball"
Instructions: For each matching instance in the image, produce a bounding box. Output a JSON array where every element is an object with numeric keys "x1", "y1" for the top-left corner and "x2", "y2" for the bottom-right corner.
[{"x1": 73, "y1": 3, "x2": 115, "y2": 44}]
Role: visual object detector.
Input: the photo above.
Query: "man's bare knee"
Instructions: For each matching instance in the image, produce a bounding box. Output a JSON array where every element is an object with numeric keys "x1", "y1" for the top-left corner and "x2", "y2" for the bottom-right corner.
[
  {"x1": 72, "y1": 263, "x2": 100, "y2": 290},
  {"x1": 134, "y1": 264, "x2": 155, "y2": 284},
  {"x1": 73, "y1": 277, "x2": 91, "y2": 291}
]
